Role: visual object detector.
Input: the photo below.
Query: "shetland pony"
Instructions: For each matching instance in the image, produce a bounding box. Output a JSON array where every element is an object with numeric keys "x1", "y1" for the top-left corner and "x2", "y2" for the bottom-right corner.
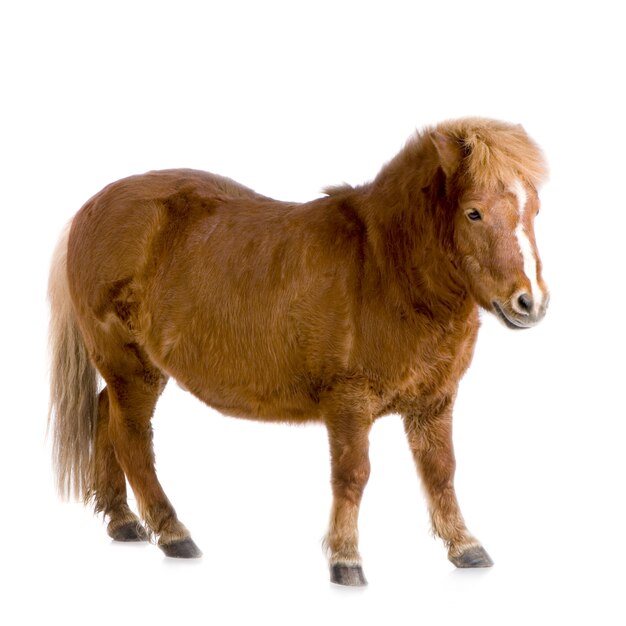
[{"x1": 48, "y1": 118, "x2": 549, "y2": 586}]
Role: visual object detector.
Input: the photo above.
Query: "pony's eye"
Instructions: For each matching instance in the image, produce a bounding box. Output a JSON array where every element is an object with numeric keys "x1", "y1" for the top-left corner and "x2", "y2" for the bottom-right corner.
[{"x1": 466, "y1": 209, "x2": 482, "y2": 222}]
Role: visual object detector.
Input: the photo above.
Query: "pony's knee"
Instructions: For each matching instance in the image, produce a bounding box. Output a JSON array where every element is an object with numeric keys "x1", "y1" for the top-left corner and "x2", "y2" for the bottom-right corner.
[{"x1": 332, "y1": 461, "x2": 371, "y2": 504}]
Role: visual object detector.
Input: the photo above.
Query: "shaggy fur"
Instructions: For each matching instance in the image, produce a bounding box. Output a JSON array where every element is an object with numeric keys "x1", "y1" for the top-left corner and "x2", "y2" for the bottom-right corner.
[
  {"x1": 429, "y1": 117, "x2": 547, "y2": 188},
  {"x1": 48, "y1": 117, "x2": 548, "y2": 584}
]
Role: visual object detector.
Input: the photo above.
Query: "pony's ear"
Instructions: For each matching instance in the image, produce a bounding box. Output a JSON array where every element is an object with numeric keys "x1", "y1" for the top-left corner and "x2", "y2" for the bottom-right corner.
[{"x1": 430, "y1": 131, "x2": 463, "y2": 177}]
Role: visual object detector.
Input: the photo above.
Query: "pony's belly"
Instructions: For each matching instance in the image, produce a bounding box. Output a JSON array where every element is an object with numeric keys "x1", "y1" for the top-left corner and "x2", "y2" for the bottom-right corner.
[{"x1": 181, "y1": 378, "x2": 323, "y2": 423}]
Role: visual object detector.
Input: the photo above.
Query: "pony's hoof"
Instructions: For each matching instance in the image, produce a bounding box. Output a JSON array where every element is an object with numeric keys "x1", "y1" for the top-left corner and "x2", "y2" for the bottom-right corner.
[
  {"x1": 108, "y1": 521, "x2": 149, "y2": 542},
  {"x1": 160, "y1": 538, "x2": 203, "y2": 559},
  {"x1": 449, "y1": 545, "x2": 494, "y2": 568},
  {"x1": 330, "y1": 564, "x2": 368, "y2": 586}
]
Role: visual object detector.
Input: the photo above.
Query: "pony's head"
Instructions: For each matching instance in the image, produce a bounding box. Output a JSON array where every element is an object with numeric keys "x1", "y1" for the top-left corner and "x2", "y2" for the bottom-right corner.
[{"x1": 431, "y1": 118, "x2": 549, "y2": 329}]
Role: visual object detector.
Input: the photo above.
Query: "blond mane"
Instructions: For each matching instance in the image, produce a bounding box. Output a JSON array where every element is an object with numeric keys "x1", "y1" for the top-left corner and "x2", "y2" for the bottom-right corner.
[{"x1": 434, "y1": 117, "x2": 549, "y2": 189}]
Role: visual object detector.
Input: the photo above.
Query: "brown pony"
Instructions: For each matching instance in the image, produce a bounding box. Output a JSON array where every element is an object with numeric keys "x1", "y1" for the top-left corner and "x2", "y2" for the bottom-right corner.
[{"x1": 48, "y1": 117, "x2": 549, "y2": 586}]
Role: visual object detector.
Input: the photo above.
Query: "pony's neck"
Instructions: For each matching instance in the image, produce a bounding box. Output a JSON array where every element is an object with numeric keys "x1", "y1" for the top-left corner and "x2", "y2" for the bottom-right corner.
[{"x1": 357, "y1": 135, "x2": 471, "y2": 319}]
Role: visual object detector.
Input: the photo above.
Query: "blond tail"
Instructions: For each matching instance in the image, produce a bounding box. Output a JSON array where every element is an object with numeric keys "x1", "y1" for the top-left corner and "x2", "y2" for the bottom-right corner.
[{"x1": 47, "y1": 221, "x2": 99, "y2": 501}]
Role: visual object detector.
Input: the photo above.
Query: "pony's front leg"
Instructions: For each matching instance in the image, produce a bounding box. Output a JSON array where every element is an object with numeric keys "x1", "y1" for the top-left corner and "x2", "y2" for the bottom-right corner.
[
  {"x1": 403, "y1": 396, "x2": 493, "y2": 568},
  {"x1": 324, "y1": 404, "x2": 372, "y2": 586}
]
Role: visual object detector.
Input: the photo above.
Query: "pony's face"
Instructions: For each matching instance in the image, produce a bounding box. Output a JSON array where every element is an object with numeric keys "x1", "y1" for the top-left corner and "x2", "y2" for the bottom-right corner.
[{"x1": 453, "y1": 180, "x2": 549, "y2": 329}]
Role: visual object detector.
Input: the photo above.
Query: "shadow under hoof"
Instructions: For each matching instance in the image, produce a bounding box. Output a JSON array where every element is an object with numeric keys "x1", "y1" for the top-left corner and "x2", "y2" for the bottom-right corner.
[
  {"x1": 330, "y1": 564, "x2": 368, "y2": 586},
  {"x1": 159, "y1": 538, "x2": 203, "y2": 559},
  {"x1": 109, "y1": 521, "x2": 149, "y2": 542},
  {"x1": 449, "y1": 545, "x2": 494, "y2": 568}
]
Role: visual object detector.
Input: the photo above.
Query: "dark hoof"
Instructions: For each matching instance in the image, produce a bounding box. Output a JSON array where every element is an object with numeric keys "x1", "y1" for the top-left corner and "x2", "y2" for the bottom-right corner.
[
  {"x1": 109, "y1": 521, "x2": 149, "y2": 542},
  {"x1": 330, "y1": 564, "x2": 368, "y2": 586},
  {"x1": 160, "y1": 538, "x2": 203, "y2": 559},
  {"x1": 449, "y1": 545, "x2": 494, "y2": 568}
]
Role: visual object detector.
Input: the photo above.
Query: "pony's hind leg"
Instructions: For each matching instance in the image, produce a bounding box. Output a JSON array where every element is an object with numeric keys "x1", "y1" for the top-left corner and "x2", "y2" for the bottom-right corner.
[
  {"x1": 403, "y1": 398, "x2": 493, "y2": 568},
  {"x1": 96, "y1": 341, "x2": 201, "y2": 558},
  {"x1": 92, "y1": 388, "x2": 148, "y2": 542}
]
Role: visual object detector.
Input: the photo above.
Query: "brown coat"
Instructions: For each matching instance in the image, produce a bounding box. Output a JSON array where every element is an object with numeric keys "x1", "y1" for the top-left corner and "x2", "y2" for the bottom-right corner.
[{"x1": 49, "y1": 117, "x2": 549, "y2": 584}]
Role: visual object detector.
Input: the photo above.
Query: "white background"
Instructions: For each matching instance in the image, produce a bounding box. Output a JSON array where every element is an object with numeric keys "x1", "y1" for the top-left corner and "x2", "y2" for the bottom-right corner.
[{"x1": 1, "y1": 1, "x2": 625, "y2": 624}]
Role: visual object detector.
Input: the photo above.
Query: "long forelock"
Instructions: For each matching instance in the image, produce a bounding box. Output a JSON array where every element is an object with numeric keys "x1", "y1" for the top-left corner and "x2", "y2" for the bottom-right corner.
[{"x1": 438, "y1": 118, "x2": 549, "y2": 191}]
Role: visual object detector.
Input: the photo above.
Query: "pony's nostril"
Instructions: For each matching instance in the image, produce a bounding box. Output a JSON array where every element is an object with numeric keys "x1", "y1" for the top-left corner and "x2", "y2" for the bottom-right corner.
[{"x1": 517, "y1": 293, "x2": 533, "y2": 314}]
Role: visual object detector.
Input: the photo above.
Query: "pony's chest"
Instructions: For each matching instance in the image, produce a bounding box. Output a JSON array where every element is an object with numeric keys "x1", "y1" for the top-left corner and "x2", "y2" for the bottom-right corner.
[{"x1": 372, "y1": 315, "x2": 479, "y2": 411}]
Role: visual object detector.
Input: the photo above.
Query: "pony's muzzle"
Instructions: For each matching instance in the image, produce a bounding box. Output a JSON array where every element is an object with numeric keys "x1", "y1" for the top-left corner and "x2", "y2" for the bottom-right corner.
[{"x1": 493, "y1": 291, "x2": 549, "y2": 330}]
